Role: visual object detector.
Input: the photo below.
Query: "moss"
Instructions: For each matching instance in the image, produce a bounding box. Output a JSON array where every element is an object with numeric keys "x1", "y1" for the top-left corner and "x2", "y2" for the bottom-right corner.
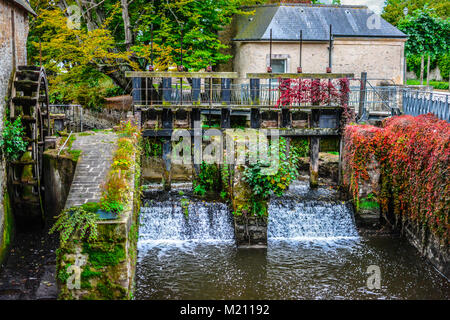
[
  {"x1": 359, "y1": 199, "x2": 380, "y2": 210},
  {"x1": 68, "y1": 149, "x2": 82, "y2": 162},
  {"x1": 83, "y1": 243, "x2": 125, "y2": 269},
  {"x1": 57, "y1": 263, "x2": 71, "y2": 284},
  {"x1": 81, "y1": 266, "x2": 102, "y2": 279},
  {"x1": 0, "y1": 191, "x2": 14, "y2": 266},
  {"x1": 96, "y1": 278, "x2": 126, "y2": 300},
  {"x1": 81, "y1": 202, "x2": 101, "y2": 213}
]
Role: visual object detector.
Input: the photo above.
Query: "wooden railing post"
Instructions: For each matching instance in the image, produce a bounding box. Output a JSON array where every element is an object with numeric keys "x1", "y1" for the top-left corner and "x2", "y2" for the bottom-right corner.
[
  {"x1": 250, "y1": 78, "x2": 260, "y2": 128},
  {"x1": 310, "y1": 78, "x2": 320, "y2": 188}
]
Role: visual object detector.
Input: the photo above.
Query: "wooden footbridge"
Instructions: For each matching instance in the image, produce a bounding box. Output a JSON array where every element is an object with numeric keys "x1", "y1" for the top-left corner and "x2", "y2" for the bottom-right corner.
[{"x1": 127, "y1": 71, "x2": 354, "y2": 188}]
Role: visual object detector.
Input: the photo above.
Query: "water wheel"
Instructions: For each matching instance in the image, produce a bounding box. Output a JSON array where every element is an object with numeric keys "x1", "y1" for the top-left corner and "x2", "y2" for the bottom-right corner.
[{"x1": 7, "y1": 66, "x2": 51, "y2": 226}]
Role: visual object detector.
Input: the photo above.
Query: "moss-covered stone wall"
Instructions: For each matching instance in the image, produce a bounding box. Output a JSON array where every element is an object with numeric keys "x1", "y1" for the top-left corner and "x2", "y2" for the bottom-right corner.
[
  {"x1": 0, "y1": 191, "x2": 13, "y2": 268},
  {"x1": 55, "y1": 153, "x2": 140, "y2": 300}
]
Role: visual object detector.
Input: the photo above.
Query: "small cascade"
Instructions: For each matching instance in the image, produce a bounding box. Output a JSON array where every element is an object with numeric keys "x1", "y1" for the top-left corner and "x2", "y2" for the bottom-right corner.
[
  {"x1": 268, "y1": 199, "x2": 359, "y2": 240},
  {"x1": 139, "y1": 199, "x2": 235, "y2": 243},
  {"x1": 268, "y1": 181, "x2": 359, "y2": 241}
]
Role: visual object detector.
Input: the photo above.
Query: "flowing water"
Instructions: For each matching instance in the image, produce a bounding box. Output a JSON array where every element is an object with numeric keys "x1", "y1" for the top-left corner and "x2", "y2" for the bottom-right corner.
[{"x1": 135, "y1": 182, "x2": 449, "y2": 300}]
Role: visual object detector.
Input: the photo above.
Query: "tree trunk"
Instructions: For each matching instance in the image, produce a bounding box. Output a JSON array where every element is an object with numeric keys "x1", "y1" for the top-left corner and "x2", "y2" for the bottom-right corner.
[
  {"x1": 420, "y1": 55, "x2": 424, "y2": 85},
  {"x1": 426, "y1": 55, "x2": 431, "y2": 87},
  {"x1": 121, "y1": 0, "x2": 133, "y2": 51}
]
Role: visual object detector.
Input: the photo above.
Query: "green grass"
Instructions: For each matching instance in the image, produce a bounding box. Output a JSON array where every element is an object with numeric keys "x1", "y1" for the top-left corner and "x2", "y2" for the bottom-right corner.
[
  {"x1": 359, "y1": 200, "x2": 380, "y2": 210},
  {"x1": 407, "y1": 79, "x2": 449, "y2": 90}
]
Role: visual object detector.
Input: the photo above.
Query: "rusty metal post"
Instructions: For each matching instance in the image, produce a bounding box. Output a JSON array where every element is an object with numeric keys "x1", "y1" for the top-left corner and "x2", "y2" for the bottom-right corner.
[
  {"x1": 298, "y1": 30, "x2": 303, "y2": 73},
  {"x1": 327, "y1": 24, "x2": 333, "y2": 73}
]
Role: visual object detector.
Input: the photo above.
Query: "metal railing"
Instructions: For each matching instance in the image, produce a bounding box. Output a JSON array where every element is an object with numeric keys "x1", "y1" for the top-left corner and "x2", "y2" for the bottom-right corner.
[
  {"x1": 402, "y1": 89, "x2": 449, "y2": 122},
  {"x1": 131, "y1": 78, "x2": 352, "y2": 109}
]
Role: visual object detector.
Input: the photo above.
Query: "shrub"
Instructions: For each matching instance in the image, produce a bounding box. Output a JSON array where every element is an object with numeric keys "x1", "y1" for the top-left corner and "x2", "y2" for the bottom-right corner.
[
  {"x1": 100, "y1": 120, "x2": 141, "y2": 214},
  {"x1": 243, "y1": 137, "x2": 299, "y2": 216},
  {"x1": 343, "y1": 114, "x2": 449, "y2": 243},
  {"x1": 193, "y1": 161, "x2": 221, "y2": 196},
  {"x1": 0, "y1": 117, "x2": 27, "y2": 161},
  {"x1": 50, "y1": 206, "x2": 99, "y2": 245}
]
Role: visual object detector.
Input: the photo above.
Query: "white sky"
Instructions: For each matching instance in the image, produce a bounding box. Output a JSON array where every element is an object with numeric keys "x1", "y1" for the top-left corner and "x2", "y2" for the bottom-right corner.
[
  {"x1": 340, "y1": 0, "x2": 385, "y2": 14},
  {"x1": 321, "y1": 0, "x2": 386, "y2": 14}
]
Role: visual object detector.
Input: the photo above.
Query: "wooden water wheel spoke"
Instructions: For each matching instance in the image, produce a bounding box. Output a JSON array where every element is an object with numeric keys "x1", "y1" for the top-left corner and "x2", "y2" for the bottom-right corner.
[{"x1": 7, "y1": 66, "x2": 50, "y2": 223}]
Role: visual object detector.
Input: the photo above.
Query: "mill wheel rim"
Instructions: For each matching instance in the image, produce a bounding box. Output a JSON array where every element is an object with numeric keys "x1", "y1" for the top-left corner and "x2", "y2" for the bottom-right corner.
[{"x1": 7, "y1": 66, "x2": 51, "y2": 223}]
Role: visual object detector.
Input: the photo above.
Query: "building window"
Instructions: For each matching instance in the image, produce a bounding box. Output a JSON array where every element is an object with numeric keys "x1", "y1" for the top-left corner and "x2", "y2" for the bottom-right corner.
[{"x1": 271, "y1": 59, "x2": 287, "y2": 73}]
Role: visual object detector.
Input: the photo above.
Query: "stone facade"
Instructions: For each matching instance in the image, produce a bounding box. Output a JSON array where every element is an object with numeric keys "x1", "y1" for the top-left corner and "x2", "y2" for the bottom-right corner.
[
  {"x1": 0, "y1": 0, "x2": 32, "y2": 267},
  {"x1": 233, "y1": 38, "x2": 406, "y2": 84}
]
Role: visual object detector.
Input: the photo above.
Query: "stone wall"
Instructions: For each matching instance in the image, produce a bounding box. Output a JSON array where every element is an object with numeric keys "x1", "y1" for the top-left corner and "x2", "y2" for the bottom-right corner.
[
  {"x1": 231, "y1": 165, "x2": 268, "y2": 247},
  {"x1": 0, "y1": 0, "x2": 30, "y2": 267},
  {"x1": 55, "y1": 131, "x2": 140, "y2": 299},
  {"x1": 43, "y1": 150, "x2": 77, "y2": 223},
  {"x1": 234, "y1": 38, "x2": 406, "y2": 84}
]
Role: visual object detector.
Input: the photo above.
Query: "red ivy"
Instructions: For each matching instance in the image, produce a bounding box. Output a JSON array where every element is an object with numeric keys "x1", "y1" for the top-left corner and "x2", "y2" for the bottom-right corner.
[
  {"x1": 343, "y1": 114, "x2": 450, "y2": 243},
  {"x1": 275, "y1": 78, "x2": 354, "y2": 124}
]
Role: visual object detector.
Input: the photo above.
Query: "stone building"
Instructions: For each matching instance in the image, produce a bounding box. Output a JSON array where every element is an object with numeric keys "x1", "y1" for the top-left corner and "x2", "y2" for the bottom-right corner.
[
  {"x1": 228, "y1": 4, "x2": 407, "y2": 84},
  {"x1": 0, "y1": 0, "x2": 35, "y2": 266}
]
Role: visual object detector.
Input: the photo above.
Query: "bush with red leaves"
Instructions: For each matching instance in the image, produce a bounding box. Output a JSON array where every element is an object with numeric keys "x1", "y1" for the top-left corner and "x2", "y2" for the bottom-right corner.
[{"x1": 343, "y1": 114, "x2": 449, "y2": 243}]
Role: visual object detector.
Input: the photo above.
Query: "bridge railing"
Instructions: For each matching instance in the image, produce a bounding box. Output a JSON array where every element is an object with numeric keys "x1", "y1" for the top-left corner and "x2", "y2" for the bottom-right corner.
[
  {"x1": 402, "y1": 89, "x2": 449, "y2": 122},
  {"x1": 126, "y1": 71, "x2": 354, "y2": 110},
  {"x1": 348, "y1": 85, "x2": 400, "y2": 116}
]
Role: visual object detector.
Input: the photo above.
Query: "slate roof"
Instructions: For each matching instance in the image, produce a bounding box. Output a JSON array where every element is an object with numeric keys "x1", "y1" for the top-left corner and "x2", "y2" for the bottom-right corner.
[
  {"x1": 233, "y1": 4, "x2": 406, "y2": 42},
  {"x1": 9, "y1": 0, "x2": 36, "y2": 16}
]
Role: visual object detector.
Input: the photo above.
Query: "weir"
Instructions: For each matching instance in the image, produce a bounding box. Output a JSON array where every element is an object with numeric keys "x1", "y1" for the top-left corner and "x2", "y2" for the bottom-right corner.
[{"x1": 136, "y1": 182, "x2": 449, "y2": 300}]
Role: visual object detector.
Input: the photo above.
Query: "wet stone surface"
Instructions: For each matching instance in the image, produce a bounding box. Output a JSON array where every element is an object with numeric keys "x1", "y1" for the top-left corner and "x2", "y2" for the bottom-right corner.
[{"x1": 0, "y1": 226, "x2": 58, "y2": 300}]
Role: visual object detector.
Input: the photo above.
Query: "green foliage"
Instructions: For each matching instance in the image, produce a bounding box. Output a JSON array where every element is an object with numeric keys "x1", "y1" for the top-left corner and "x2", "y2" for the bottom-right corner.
[
  {"x1": 242, "y1": 137, "x2": 299, "y2": 216},
  {"x1": 438, "y1": 54, "x2": 450, "y2": 79},
  {"x1": 132, "y1": 0, "x2": 259, "y2": 71},
  {"x1": 291, "y1": 138, "x2": 309, "y2": 158},
  {"x1": 193, "y1": 161, "x2": 221, "y2": 196},
  {"x1": 406, "y1": 79, "x2": 449, "y2": 89},
  {"x1": 406, "y1": 54, "x2": 438, "y2": 78},
  {"x1": 143, "y1": 138, "x2": 163, "y2": 157},
  {"x1": 28, "y1": 4, "x2": 138, "y2": 108},
  {"x1": 100, "y1": 200, "x2": 124, "y2": 214},
  {"x1": 100, "y1": 121, "x2": 141, "y2": 215},
  {"x1": 49, "y1": 207, "x2": 99, "y2": 246},
  {"x1": 83, "y1": 243, "x2": 125, "y2": 269},
  {"x1": 180, "y1": 198, "x2": 189, "y2": 217},
  {"x1": 398, "y1": 8, "x2": 449, "y2": 58},
  {"x1": 0, "y1": 117, "x2": 27, "y2": 162},
  {"x1": 382, "y1": 0, "x2": 449, "y2": 26},
  {"x1": 57, "y1": 263, "x2": 71, "y2": 284}
]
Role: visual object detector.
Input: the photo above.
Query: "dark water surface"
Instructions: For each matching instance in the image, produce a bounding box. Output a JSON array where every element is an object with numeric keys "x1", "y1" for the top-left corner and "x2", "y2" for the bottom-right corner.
[
  {"x1": 136, "y1": 237, "x2": 449, "y2": 300},
  {"x1": 135, "y1": 185, "x2": 449, "y2": 300}
]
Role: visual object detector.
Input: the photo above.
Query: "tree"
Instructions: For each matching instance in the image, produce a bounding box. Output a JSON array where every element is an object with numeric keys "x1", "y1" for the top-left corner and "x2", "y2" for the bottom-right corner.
[
  {"x1": 398, "y1": 8, "x2": 450, "y2": 84},
  {"x1": 382, "y1": 0, "x2": 449, "y2": 26},
  {"x1": 28, "y1": 0, "x2": 260, "y2": 102}
]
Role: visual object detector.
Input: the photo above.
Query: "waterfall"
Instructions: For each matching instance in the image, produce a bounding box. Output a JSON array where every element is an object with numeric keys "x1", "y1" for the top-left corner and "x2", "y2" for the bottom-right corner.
[
  {"x1": 139, "y1": 199, "x2": 235, "y2": 244},
  {"x1": 268, "y1": 199, "x2": 359, "y2": 241},
  {"x1": 139, "y1": 181, "x2": 358, "y2": 247}
]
